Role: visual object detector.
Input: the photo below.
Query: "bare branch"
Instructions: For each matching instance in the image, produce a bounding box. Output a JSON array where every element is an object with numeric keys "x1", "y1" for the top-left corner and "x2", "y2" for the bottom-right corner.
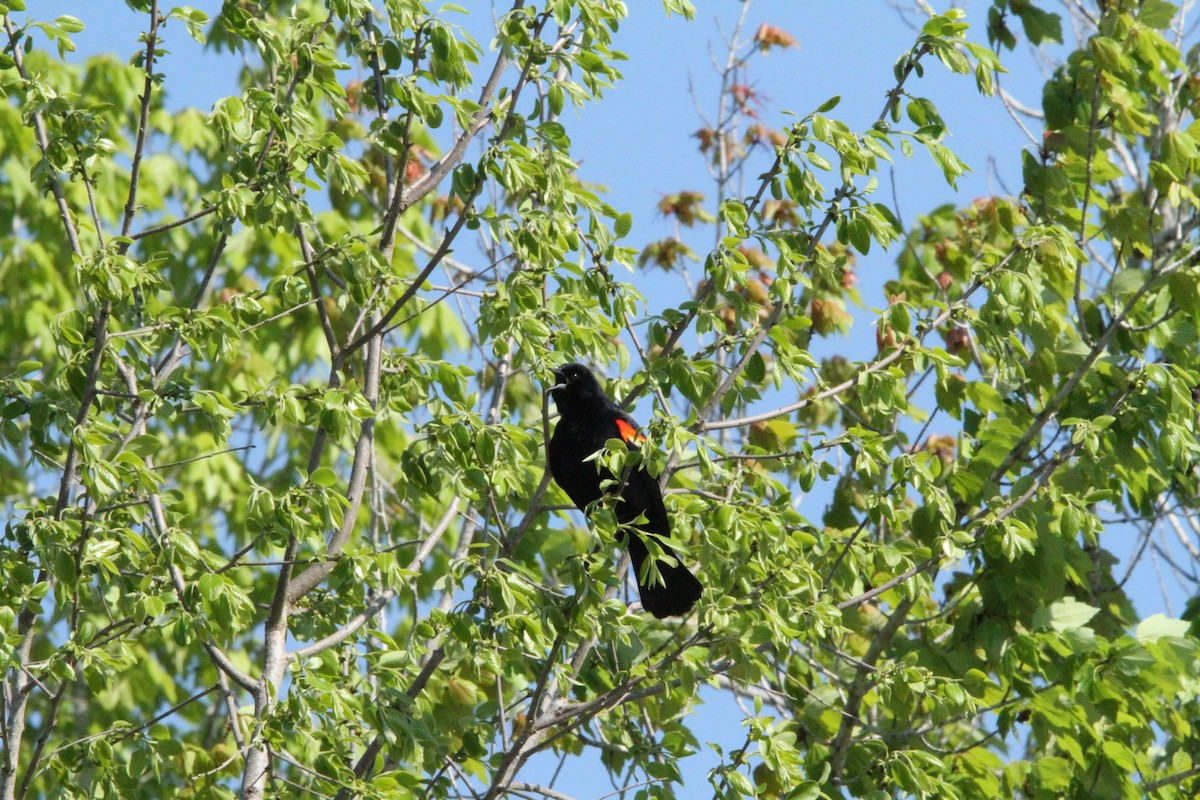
[
  {"x1": 130, "y1": 202, "x2": 220, "y2": 241},
  {"x1": 119, "y1": 0, "x2": 161, "y2": 240},
  {"x1": 286, "y1": 328, "x2": 382, "y2": 602},
  {"x1": 295, "y1": 219, "x2": 340, "y2": 358}
]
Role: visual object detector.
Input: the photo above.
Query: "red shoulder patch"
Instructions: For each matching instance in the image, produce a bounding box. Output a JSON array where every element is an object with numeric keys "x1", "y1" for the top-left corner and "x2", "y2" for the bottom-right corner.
[{"x1": 614, "y1": 418, "x2": 645, "y2": 445}]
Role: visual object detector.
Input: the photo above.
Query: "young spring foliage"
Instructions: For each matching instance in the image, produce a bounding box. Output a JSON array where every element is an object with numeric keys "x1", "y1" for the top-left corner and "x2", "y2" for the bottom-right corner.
[{"x1": 0, "y1": 1, "x2": 1198, "y2": 799}]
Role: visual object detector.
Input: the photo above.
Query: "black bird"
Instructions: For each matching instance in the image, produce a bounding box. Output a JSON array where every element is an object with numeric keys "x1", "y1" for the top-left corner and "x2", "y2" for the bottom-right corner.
[{"x1": 547, "y1": 363, "x2": 702, "y2": 618}]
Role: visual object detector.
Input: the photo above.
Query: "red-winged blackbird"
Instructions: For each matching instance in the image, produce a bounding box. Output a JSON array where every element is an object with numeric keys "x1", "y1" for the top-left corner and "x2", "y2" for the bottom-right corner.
[{"x1": 547, "y1": 363, "x2": 702, "y2": 618}]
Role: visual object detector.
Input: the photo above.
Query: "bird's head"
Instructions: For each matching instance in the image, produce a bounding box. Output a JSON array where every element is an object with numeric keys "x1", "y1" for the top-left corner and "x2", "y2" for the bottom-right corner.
[{"x1": 549, "y1": 363, "x2": 607, "y2": 416}]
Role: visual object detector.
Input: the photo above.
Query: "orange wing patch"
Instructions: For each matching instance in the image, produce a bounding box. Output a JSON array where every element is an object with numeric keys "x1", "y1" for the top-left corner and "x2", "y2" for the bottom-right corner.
[{"x1": 614, "y1": 418, "x2": 645, "y2": 445}]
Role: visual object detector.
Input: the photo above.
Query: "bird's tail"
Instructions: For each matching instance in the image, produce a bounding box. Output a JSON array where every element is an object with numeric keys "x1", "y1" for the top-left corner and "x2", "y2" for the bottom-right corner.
[{"x1": 625, "y1": 532, "x2": 702, "y2": 619}]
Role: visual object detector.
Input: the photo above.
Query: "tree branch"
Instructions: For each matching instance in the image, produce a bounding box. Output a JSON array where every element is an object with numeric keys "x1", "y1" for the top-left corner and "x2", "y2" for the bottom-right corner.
[
  {"x1": 694, "y1": 43, "x2": 932, "y2": 429},
  {"x1": 288, "y1": 497, "x2": 461, "y2": 662},
  {"x1": 703, "y1": 268, "x2": 990, "y2": 431},
  {"x1": 3, "y1": 16, "x2": 83, "y2": 257},
  {"x1": 119, "y1": 0, "x2": 160, "y2": 240}
]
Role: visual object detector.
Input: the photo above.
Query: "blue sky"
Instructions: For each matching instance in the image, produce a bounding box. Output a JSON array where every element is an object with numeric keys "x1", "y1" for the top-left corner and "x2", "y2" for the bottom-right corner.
[{"x1": 20, "y1": 0, "x2": 1192, "y2": 794}]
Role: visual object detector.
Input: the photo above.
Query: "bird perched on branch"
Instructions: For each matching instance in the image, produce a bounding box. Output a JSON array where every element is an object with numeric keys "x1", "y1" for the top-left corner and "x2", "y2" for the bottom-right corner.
[{"x1": 547, "y1": 363, "x2": 702, "y2": 618}]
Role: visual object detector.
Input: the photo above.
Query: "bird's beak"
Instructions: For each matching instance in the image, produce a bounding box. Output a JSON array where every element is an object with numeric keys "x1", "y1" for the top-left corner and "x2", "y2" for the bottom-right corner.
[{"x1": 548, "y1": 368, "x2": 566, "y2": 393}]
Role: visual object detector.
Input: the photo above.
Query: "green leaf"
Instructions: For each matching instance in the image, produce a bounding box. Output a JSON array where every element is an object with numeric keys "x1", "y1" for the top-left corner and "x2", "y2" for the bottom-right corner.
[
  {"x1": 548, "y1": 82, "x2": 564, "y2": 116},
  {"x1": 1135, "y1": 614, "x2": 1190, "y2": 642},
  {"x1": 1167, "y1": 270, "x2": 1200, "y2": 313},
  {"x1": 1089, "y1": 36, "x2": 1124, "y2": 72},
  {"x1": 926, "y1": 141, "x2": 969, "y2": 188},
  {"x1": 1161, "y1": 130, "x2": 1198, "y2": 177},
  {"x1": 816, "y1": 95, "x2": 840, "y2": 113},
  {"x1": 55, "y1": 15, "x2": 85, "y2": 33},
  {"x1": 805, "y1": 151, "x2": 832, "y2": 171},
  {"x1": 1033, "y1": 756, "x2": 1073, "y2": 790},
  {"x1": 575, "y1": 50, "x2": 605, "y2": 73},
  {"x1": 126, "y1": 434, "x2": 164, "y2": 457},
  {"x1": 167, "y1": 6, "x2": 210, "y2": 43},
  {"x1": 309, "y1": 467, "x2": 337, "y2": 487},
  {"x1": 614, "y1": 212, "x2": 632, "y2": 238},
  {"x1": 452, "y1": 162, "x2": 477, "y2": 198},
  {"x1": 721, "y1": 200, "x2": 748, "y2": 236},
  {"x1": 1037, "y1": 598, "x2": 1100, "y2": 632},
  {"x1": 1138, "y1": 0, "x2": 1178, "y2": 29},
  {"x1": 198, "y1": 572, "x2": 220, "y2": 602},
  {"x1": 746, "y1": 351, "x2": 766, "y2": 383},
  {"x1": 1014, "y1": 4, "x2": 1063, "y2": 45}
]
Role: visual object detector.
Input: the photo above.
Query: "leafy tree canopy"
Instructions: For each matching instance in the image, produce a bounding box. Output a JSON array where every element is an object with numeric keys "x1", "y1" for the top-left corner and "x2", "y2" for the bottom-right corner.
[{"x1": 1, "y1": 1, "x2": 1198, "y2": 799}]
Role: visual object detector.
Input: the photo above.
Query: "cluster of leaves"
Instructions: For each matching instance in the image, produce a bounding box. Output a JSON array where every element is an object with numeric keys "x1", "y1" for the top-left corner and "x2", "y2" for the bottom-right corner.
[{"x1": 0, "y1": 0, "x2": 1198, "y2": 799}]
